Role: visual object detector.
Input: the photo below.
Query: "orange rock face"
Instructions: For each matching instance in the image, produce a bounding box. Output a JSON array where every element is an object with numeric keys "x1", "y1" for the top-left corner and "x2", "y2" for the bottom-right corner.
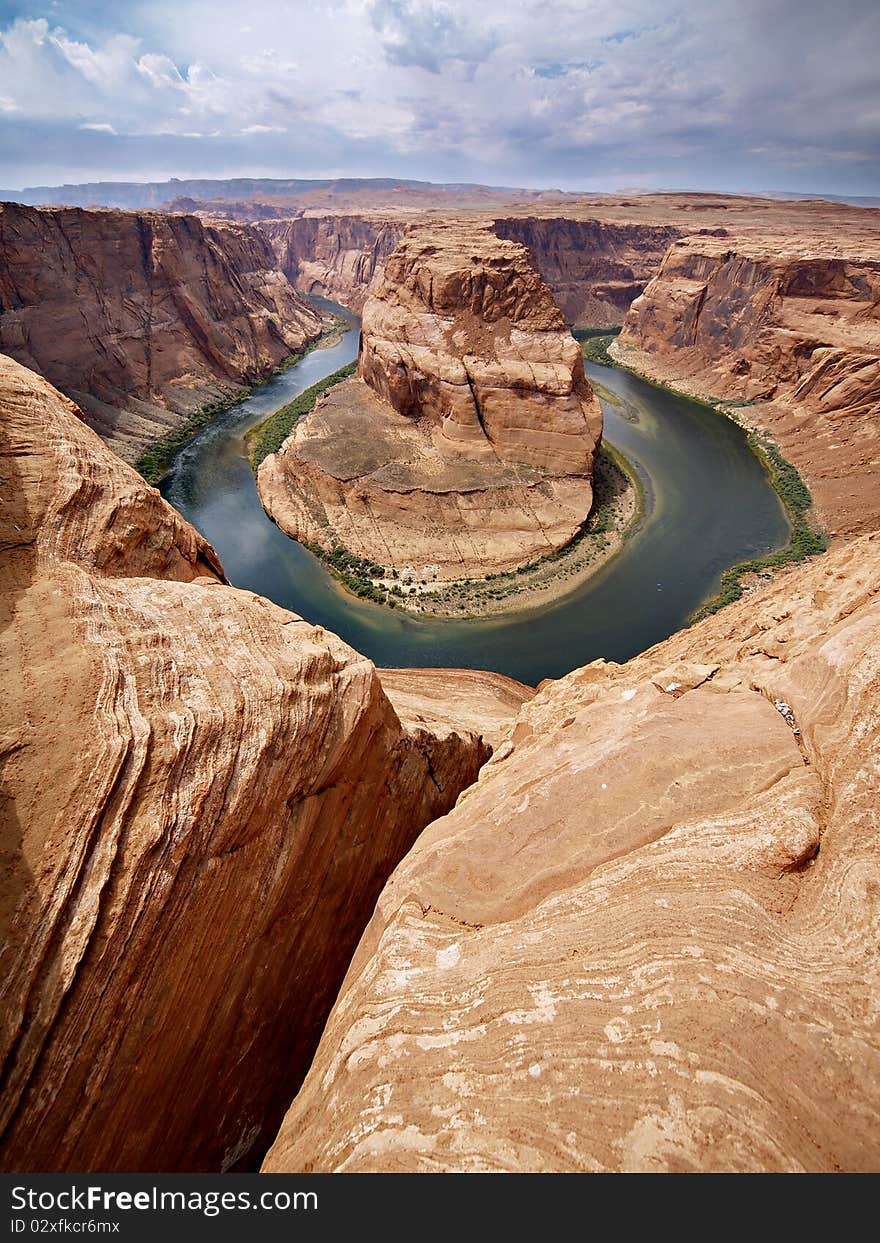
[
  {"x1": 264, "y1": 534, "x2": 880, "y2": 1173},
  {"x1": 0, "y1": 202, "x2": 322, "y2": 463},
  {"x1": 258, "y1": 224, "x2": 602, "y2": 579},
  {"x1": 494, "y1": 217, "x2": 682, "y2": 326},
  {"x1": 259, "y1": 215, "x2": 406, "y2": 311},
  {"x1": 0, "y1": 352, "x2": 527, "y2": 1172},
  {"x1": 613, "y1": 236, "x2": 880, "y2": 537}
]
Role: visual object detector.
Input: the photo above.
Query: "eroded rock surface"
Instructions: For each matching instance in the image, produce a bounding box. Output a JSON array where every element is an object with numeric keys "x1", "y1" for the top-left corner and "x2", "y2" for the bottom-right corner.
[
  {"x1": 258, "y1": 224, "x2": 602, "y2": 579},
  {"x1": 260, "y1": 215, "x2": 406, "y2": 312},
  {"x1": 0, "y1": 353, "x2": 524, "y2": 1172},
  {"x1": 265, "y1": 536, "x2": 880, "y2": 1172},
  {"x1": 0, "y1": 202, "x2": 322, "y2": 462},
  {"x1": 614, "y1": 236, "x2": 880, "y2": 537},
  {"x1": 494, "y1": 217, "x2": 681, "y2": 326}
]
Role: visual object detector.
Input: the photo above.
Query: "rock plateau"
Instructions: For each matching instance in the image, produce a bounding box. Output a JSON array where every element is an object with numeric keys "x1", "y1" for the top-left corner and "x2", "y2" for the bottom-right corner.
[{"x1": 258, "y1": 223, "x2": 602, "y2": 580}]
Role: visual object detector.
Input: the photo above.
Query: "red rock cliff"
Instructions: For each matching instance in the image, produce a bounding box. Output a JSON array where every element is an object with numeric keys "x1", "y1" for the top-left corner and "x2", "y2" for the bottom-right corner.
[
  {"x1": 494, "y1": 216, "x2": 681, "y2": 326},
  {"x1": 614, "y1": 236, "x2": 880, "y2": 536},
  {"x1": 259, "y1": 214, "x2": 406, "y2": 311},
  {"x1": 257, "y1": 223, "x2": 602, "y2": 580},
  {"x1": 0, "y1": 352, "x2": 528, "y2": 1171},
  {"x1": 0, "y1": 202, "x2": 323, "y2": 462}
]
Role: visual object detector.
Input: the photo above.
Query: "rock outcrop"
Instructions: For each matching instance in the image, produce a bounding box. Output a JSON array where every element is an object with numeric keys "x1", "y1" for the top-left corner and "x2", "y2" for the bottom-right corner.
[
  {"x1": 258, "y1": 224, "x2": 602, "y2": 580},
  {"x1": 0, "y1": 202, "x2": 322, "y2": 463},
  {"x1": 494, "y1": 217, "x2": 681, "y2": 326},
  {"x1": 614, "y1": 236, "x2": 880, "y2": 537},
  {"x1": 259, "y1": 215, "x2": 406, "y2": 311},
  {"x1": 0, "y1": 352, "x2": 526, "y2": 1172},
  {"x1": 265, "y1": 533, "x2": 880, "y2": 1172}
]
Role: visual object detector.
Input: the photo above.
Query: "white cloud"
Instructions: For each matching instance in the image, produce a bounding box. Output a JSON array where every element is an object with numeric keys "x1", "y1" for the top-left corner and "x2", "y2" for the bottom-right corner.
[
  {"x1": 0, "y1": 1, "x2": 877, "y2": 193},
  {"x1": 78, "y1": 121, "x2": 116, "y2": 133}
]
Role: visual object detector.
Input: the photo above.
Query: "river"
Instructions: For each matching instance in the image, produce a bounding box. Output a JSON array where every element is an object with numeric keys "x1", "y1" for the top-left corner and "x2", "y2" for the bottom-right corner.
[{"x1": 160, "y1": 301, "x2": 789, "y2": 685}]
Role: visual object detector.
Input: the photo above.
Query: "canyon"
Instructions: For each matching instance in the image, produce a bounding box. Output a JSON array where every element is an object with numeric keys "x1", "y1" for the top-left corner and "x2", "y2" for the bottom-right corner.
[
  {"x1": 257, "y1": 222, "x2": 603, "y2": 581},
  {"x1": 1, "y1": 182, "x2": 878, "y2": 1174},
  {"x1": 0, "y1": 353, "x2": 530, "y2": 1171},
  {"x1": 0, "y1": 202, "x2": 322, "y2": 464}
]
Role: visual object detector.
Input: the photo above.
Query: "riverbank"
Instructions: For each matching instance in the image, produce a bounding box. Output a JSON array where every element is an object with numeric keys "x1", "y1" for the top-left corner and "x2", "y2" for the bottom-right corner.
[
  {"x1": 135, "y1": 314, "x2": 344, "y2": 485},
  {"x1": 297, "y1": 442, "x2": 642, "y2": 619},
  {"x1": 606, "y1": 337, "x2": 828, "y2": 619}
]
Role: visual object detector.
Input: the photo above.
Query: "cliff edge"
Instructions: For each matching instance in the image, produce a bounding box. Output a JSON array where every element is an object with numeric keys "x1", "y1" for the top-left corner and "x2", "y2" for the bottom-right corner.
[
  {"x1": 0, "y1": 202, "x2": 323, "y2": 463},
  {"x1": 0, "y1": 352, "x2": 528, "y2": 1171},
  {"x1": 265, "y1": 532, "x2": 880, "y2": 1172}
]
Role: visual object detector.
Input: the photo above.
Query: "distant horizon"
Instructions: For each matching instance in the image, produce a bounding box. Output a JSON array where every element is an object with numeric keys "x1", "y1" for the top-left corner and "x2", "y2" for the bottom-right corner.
[
  {"x1": 1, "y1": 172, "x2": 879, "y2": 207},
  {"x1": 1, "y1": 2, "x2": 877, "y2": 198}
]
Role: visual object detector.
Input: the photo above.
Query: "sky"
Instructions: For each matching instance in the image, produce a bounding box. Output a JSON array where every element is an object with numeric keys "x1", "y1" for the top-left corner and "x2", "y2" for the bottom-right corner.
[{"x1": 0, "y1": 0, "x2": 877, "y2": 195}]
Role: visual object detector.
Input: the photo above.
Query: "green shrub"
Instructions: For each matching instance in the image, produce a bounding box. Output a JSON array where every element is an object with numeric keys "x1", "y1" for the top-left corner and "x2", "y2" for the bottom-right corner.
[
  {"x1": 250, "y1": 361, "x2": 357, "y2": 468},
  {"x1": 694, "y1": 434, "x2": 827, "y2": 620}
]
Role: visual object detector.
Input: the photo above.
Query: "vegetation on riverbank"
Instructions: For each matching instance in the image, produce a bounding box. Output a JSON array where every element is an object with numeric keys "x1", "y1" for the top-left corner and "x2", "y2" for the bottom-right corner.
[
  {"x1": 693, "y1": 431, "x2": 827, "y2": 618},
  {"x1": 249, "y1": 361, "x2": 357, "y2": 468},
  {"x1": 300, "y1": 443, "x2": 643, "y2": 616},
  {"x1": 574, "y1": 325, "x2": 622, "y2": 366},
  {"x1": 135, "y1": 318, "x2": 344, "y2": 485},
  {"x1": 579, "y1": 333, "x2": 828, "y2": 620}
]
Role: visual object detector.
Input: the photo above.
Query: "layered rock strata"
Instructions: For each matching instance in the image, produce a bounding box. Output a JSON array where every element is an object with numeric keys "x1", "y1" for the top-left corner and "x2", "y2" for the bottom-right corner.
[
  {"x1": 0, "y1": 353, "x2": 523, "y2": 1172},
  {"x1": 613, "y1": 236, "x2": 880, "y2": 537},
  {"x1": 494, "y1": 217, "x2": 681, "y2": 326},
  {"x1": 258, "y1": 224, "x2": 602, "y2": 579},
  {"x1": 265, "y1": 533, "x2": 880, "y2": 1173},
  {"x1": 0, "y1": 202, "x2": 322, "y2": 463},
  {"x1": 259, "y1": 215, "x2": 406, "y2": 311}
]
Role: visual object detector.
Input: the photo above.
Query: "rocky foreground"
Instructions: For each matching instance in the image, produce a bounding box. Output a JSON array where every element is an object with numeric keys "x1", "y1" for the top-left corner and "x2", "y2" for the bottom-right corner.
[
  {"x1": 0, "y1": 353, "x2": 529, "y2": 1171},
  {"x1": 0, "y1": 202, "x2": 322, "y2": 462},
  {"x1": 264, "y1": 533, "x2": 880, "y2": 1172},
  {"x1": 258, "y1": 223, "x2": 602, "y2": 580}
]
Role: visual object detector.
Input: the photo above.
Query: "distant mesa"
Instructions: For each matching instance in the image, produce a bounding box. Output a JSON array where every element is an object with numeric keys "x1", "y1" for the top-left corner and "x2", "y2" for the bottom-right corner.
[{"x1": 257, "y1": 222, "x2": 603, "y2": 582}]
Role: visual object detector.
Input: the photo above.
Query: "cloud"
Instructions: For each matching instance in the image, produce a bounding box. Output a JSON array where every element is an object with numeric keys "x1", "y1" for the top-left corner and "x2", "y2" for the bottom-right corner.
[{"x1": 0, "y1": 1, "x2": 877, "y2": 194}]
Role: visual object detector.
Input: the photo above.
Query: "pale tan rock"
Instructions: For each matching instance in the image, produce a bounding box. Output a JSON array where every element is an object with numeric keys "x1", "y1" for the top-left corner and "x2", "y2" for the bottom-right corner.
[
  {"x1": 613, "y1": 235, "x2": 880, "y2": 537},
  {"x1": 0, "y1": 202, "x2": 323, "y2": 463},
  {"x1": 379, "y1": 668, "x2": 535, "y2": 752},
  {"x1": 264, "y1": 535, "x2": 880, "y2": 1173},
  {"x1": 258, "y1": 224, "x2": 602, "y2": 578},
  {"x1": 0, "y1": 353, "x2": 526, "y2": 1172}
]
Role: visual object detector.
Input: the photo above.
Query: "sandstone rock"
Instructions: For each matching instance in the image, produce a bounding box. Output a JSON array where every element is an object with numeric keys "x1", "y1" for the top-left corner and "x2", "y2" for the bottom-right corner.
[
  {"x1": 265, "y1": 535, "x2": 880, "y2": 1172},
  {"x1": 494, "y1": 217, "x2": 681, "y2": 326},
  {"x1": 260, "y1": 215, "x2": 406, "y2": 311},
  {"x1": 258, "y1": 224, "x2": 602, "y2": 579},
  {"x1": 0, "y1": 353, "x2": 525, "y2": 1172},
  {"x1": 379, "y1": 668, "x2": 535, "y2": 752},
  {"x1": 613, "y1": 236, "x2": 880, "y2": 537},
  {"x1": 0, "y1": 202, "x2": 323, "y2": 463}
]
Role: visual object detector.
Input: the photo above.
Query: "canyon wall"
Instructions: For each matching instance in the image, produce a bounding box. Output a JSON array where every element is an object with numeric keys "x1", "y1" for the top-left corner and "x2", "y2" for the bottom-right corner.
[
  {"x1": 259, "y1": 215, "x2": 407, "y2": 310},
  {"x1": 257, "y1": 214, "x2": 682, "y2": 325},
  {"x1": 494, "y1": 217, "x2": 681, "y2": 326},
  {"x1": 0, "y1": 202, "x2": 322, "y2": 463},
  {"x1": 0, "y1": 352, "x2": 528, "y2": 1172},
  {"x1": 257, "y1": 223, "x2": 602, "y2": 580},
  {"x1": 265, "y1": 531, "x2": 880, "y2": 1172},
  {"x1": 613, "y1": 236, "x2": 880, "y2": 537}
]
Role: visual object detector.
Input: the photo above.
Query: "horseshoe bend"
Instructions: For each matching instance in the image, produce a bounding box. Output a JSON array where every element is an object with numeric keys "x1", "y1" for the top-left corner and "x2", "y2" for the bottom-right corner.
[{"x1": 0, "y1": 174, "x2": 879, "y2": 1177}]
